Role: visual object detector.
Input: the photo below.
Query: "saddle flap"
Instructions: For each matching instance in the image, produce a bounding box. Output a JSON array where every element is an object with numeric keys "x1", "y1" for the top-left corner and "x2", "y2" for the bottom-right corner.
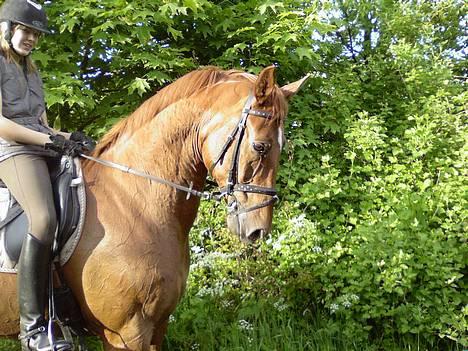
[
  {"x1": 52, "y1": 156, "x2": 82, "y2": 248},
  {"x1": 1, "y1": 193, "x2": 28, "y2": 262}
]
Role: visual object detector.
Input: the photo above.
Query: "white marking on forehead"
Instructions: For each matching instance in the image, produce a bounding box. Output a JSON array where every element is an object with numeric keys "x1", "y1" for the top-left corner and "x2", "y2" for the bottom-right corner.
[{"x1": 278, "y1": 127, "x2": 284, "y2": 150}]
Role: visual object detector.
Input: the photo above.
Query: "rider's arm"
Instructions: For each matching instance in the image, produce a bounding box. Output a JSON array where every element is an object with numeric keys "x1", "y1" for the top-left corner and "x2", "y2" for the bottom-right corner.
[{"x1": 0, "y1": 90, "x2": 51, "y2": 146}]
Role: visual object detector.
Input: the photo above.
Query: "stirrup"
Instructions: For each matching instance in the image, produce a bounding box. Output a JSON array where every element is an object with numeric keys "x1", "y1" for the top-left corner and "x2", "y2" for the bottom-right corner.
[
  {"x1": 18, "y1": 326, "x2": 46, "y2": 341},
  {"x1": 19, "y1": 325, "x2": 73, "y2": 351}
]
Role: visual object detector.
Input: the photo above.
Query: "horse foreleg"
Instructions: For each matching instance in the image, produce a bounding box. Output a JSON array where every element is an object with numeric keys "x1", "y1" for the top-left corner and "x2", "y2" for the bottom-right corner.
[
  {"x1": 102, "y1": 339, "x2": 149, "y2": 351},
  {"x1": 102, "y1": 341, "x2": 156, "y2": 351},
  {"x1": 149, "y1": 319, "x2": 168, "y2": 351},
  {"x1": 101, "y1": 330, "x2": 152, "y2": 351},
  {"x1": 102, "y1": 340, "x2": 121, "y2": 351}
]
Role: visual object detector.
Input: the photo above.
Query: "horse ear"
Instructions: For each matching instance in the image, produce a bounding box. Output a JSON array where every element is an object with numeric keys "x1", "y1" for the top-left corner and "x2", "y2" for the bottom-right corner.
[
  {"x1": 280, "y1": 73, "x2": 311, "y2": 101},
  {"x1": 255, "y1": 65, "x2": 277, "y2": 105}
]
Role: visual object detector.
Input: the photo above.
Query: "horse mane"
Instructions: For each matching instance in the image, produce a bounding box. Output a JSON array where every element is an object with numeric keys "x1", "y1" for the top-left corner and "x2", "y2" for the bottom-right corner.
[{"x1": 93, "y1": 67, "x2": 253, "y2": 156}]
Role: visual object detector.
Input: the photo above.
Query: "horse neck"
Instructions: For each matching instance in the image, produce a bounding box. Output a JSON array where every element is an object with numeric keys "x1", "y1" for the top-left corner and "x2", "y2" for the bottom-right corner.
[{"x1": 86, "y1": 104, "x2": 207, "y2": 231}]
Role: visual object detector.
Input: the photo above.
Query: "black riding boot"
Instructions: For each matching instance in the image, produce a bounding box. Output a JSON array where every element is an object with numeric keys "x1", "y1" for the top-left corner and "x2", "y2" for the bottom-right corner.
[{"x1": 18, "y1": 234, "x2": 72, "y2": 351}]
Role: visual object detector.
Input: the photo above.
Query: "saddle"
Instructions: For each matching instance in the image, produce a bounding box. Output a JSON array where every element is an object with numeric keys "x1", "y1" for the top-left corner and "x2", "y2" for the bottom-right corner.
[
  {"x1": 0, "y1": 155, "x2": 90, "y2": 342},
  {"x1": 0, "y1": 155, "x2": 82, "y2": 262}
]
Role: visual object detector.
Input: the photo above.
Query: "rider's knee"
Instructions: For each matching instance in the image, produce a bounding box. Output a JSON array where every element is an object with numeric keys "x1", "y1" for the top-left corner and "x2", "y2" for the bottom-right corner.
[{"x1": 29, "y1": 209, "x2": 57, "y2": 245}]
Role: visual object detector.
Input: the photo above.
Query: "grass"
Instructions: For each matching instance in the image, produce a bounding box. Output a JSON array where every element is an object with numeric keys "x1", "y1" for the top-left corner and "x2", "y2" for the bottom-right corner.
[
  {"x1": 0, "y1": 297, "x2": 464, "y2": 351},
  {"x1": 162, "y1": 296, "x2": 463, "y2": 351}
]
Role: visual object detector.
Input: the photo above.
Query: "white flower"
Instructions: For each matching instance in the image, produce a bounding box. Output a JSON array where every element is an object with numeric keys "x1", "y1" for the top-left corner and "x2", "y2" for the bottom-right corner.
[
  {"x1": 273, "y1": 298, "x2": 288, "y2": 312},
  {"x1": 312, "y1": 246, "x2": 322, "y2": 253},
  {"x1": 191, "y1": 245, "x2": 204, "y2": 254},
  {"x1": 342, "y1": 300, "x2": 352, "y2": 308},
  {"x1": 168, "y1": 315, "x2": 176, "y2": 323},
  {"x1": 321, "y1": 155, "x2": 331, "y2": 163},
  {"x1": 238, "y1": 319, "x2": 254, "y2": 331},
  {"x1": 330, "y1": 303, "x2": 339, "y2": 313},
  {"x1": 272, "y1": 234, "x2": 286, "y2": 250},
  {"x1": 196, "y1": 281, "x2": 224, "y2": 297},
  {"x1": 290, "y1": 214, "x2": 307, "y2": 229},
  {"x1": 221, "y1": 300, "x2": 233, "y2": 308},
  {"x1": 190, "y1": 251, "x2": 237, "y2": 270},
  {"x1": 446, "y1": 276, "x2": 458, "y2": 285},
  {"x1": 350, "y1": 294, "x2": 360, "y2": 302}
]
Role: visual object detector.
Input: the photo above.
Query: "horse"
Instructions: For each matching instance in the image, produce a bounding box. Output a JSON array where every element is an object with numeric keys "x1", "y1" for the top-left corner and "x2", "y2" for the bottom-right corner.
[{"x1": 0, "y1": 65, "x2": 308, "y2": 350}]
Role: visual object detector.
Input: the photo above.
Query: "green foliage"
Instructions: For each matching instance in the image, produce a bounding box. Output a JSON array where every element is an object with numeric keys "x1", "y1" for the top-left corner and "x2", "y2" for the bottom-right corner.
[
  {"x1": 168, "y1": 201, "x2": 465, "y2": 350},
  {"x1": 273, "y1": 0, "x2": 467, "y2": 347},
  {"x1": 165, "y1": 296, "x2": 358, "y2": 351},
  {"x1": 28, "y1": 0, "x2": 327, "y2": 136}
]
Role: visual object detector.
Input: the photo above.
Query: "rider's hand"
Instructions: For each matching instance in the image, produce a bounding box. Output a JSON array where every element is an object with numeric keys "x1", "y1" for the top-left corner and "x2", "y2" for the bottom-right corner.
[
  {"x1": 70, "y1": 131, "x2": 96, "y2": 153},
  {"x1": 44, "y1": 134, "x2": 84, "y2": 157}
]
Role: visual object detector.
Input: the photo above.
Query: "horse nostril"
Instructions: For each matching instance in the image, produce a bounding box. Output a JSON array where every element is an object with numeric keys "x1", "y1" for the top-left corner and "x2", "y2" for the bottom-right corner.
[{"x1": 247, "y1": 229, "x2": 265, "y2": 242}]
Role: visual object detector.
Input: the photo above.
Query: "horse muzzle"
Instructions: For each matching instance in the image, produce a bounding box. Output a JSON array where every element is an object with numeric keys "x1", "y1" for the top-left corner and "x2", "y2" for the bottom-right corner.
[{"x1": 226, "y1": 198, "x2": 273, "y2": 244}]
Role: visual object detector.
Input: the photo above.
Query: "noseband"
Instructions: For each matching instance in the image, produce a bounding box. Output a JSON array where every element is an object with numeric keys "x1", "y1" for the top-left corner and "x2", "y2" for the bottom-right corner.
[{"x1": 209, "y1": 94, "x2": 279, "y2": 215}]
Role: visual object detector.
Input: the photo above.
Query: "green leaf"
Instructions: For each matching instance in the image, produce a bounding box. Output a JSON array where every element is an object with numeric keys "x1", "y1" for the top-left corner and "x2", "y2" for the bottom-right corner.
[
  {"x1": 183, "y1": 0, "x2": 200, "y2": 13},
  {"x1": 128, "y1": 78, "x2": 151, "y2": 96},
  {"x1": 167, "y1": 27, "x2": 183, "y2": 40},
  {"x1": 45, "y1": 93, "x2": 64, "y2": 108},
  {"x1": 295, "y1": 47, "x2": 315, "y2": 61},
  {"x1": 258, "y1": 1, "x2": 284, "y2": 15}
]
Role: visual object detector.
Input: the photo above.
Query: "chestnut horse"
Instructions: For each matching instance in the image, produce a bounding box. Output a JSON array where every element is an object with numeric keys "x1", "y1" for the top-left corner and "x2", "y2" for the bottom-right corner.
[{"x1": 0, "y1": 66, "x2": 308, "y2": 350}]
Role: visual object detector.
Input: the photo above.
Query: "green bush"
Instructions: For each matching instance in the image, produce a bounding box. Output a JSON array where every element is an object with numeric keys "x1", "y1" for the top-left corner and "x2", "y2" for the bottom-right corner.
[
  {"x1": 179, "y1": 191, "x2": 465, "y2": 349},
  {"x1": 182, "y1": 20, "x2": 466, "y2": 347}
]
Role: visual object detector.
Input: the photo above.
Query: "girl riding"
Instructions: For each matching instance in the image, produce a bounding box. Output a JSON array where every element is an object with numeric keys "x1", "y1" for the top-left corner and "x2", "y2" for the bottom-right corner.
[{"x1": 0, "y1": 1, "x2": 93, "y2": 350}]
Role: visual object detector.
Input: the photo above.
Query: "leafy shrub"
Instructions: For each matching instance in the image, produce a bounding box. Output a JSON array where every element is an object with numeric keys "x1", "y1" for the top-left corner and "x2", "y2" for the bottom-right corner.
[
  {"x1": 272, "y1": 28, "x2": 467, "y2": 347},
  {"x1": 182, "y1": 20, "x2": 467, "y2": 348}
]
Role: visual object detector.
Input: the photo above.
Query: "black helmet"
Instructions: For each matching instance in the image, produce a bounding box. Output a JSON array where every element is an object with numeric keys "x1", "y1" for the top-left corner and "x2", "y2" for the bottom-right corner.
[{"x1": 0, "y1": 0, "x2": 50, "y2": 34}]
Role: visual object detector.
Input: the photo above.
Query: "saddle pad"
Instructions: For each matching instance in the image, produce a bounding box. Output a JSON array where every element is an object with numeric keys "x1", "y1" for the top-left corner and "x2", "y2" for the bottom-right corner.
[{"x1": 0, "y1": 158, "x2": 87, "y2": 273}]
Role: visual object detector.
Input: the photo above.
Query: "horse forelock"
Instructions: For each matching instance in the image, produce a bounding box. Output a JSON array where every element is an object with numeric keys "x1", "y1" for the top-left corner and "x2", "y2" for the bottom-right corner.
[
  {"x1": 92, "y1": 67, "x2": 287, "y2": 157},
  {"x1": 271, "y1": 87, "x2": 289, "y2": 126}
]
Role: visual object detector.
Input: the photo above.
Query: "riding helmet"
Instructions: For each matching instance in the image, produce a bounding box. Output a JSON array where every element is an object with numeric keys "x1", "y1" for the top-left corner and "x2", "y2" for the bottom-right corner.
[{"x1": 0, "y1": 0, "x2": 51, "y2": 34}]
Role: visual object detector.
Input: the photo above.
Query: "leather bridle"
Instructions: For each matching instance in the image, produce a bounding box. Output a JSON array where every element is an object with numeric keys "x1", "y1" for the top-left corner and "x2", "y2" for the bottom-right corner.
[{"x1": 209, "y1": 94, "x2": 279, "y2": 216}]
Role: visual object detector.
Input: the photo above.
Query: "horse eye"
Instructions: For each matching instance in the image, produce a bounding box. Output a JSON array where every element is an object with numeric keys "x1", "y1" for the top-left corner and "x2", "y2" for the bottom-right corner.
[{"x1": 252, "y1": 142, "x2": 271, "y2": 156}]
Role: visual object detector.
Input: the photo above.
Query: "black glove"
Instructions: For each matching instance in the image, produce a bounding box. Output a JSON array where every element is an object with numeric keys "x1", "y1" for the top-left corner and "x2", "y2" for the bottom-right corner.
[
  {"x1": 45, "y1": 134, "x2": 84, "y2": 157},
  {"x1": 70, "y1": 131, "x2": 96, "y2": 153}
]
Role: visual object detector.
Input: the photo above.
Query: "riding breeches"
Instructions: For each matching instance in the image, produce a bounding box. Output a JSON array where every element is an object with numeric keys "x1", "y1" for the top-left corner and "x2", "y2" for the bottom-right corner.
[{"x1": 0, "y1": 154, "x2": 57, "y2": 245}]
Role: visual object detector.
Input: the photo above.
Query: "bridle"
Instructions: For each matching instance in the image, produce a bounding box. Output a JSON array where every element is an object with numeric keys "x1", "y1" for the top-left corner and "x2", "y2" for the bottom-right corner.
[
  {"x1": 209, "y1": 94, "x2": 279, "y2": 215},
  {"x1": 80, "y1": 94, "x2": 279, "y2": 215}
]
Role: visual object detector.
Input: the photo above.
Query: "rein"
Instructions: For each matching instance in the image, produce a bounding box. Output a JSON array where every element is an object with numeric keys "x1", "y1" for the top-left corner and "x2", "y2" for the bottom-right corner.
[
  {"x1": 80, "y1": 153, "x2": 220, "y2": 201},
  {"x1": 81, "y1": 94, "x2": 279, "y2": 214}
]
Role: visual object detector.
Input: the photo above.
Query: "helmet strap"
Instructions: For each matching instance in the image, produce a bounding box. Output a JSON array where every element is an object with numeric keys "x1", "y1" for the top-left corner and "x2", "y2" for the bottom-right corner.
[{"x1": 6, "y1": 21, "x2": 32, "y2": 58}]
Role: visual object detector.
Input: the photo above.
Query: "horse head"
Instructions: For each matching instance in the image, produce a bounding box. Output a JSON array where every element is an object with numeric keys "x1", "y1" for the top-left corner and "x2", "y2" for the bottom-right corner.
[{"x1": 200, "y1": 66, "x2": 309, "y2": 243}]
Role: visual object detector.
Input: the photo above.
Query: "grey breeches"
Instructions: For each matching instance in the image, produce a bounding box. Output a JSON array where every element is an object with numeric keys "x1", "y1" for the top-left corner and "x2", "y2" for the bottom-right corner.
[{"x1": 0, "y1": 154, "x2": 56, "y2": 245}]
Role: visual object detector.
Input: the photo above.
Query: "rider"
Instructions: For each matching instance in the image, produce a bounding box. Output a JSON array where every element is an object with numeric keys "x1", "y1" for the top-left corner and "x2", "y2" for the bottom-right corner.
[{"x1": 0, "y1": 1, "x2": 93, "y2": 350}]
